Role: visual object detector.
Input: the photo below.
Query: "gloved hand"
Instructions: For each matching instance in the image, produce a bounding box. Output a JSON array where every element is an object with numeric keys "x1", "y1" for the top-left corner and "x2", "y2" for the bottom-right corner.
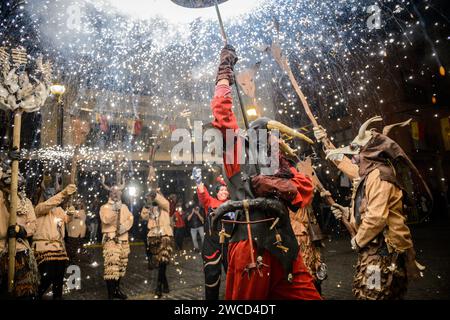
[
  {"x1": 7, "y1": 224, "x2": 27, "y2": 239},
  {"x1": 350, "y1": 236, "x2": 360, "y2": 252},
  {"x1": 0, "y1": 167, "x2": 12, "y2": 188},
  {"x1": 61, "y1": 184, "x2": 77, "y2": 197},
  {"x1": 148, "y1": 190, "x2": 157, "y2": 200},
  {"x1": 313, "y1": 126, "x2": 327, "y2": 142},
  {"x1": 148, "y1": 166, "x2": 156, "y2": 181},
  {"x1": 66, "y1": 205, "x2": 76, "y2": 215},
  {"x1": 319, "y1": 190, "x2": 332, "y2": 198},
  {"x1": 325, "y1": 149, "x2": 344, "y2": 162},
  {"x1": 216, "y1": 44, "x2": 239, "y2": 85},
  {"x1": 8, "y1": 147, "x2": 21, "y2": 161},
  {"x1": 330, "y1": 203, "x2": 350, "y2": 220},
  {"x1": 112, "y1": 201, "x2": 122, "y2": 212},
  {"x1": 191, "y1": 167, "x2": 202, "y2": 185}
]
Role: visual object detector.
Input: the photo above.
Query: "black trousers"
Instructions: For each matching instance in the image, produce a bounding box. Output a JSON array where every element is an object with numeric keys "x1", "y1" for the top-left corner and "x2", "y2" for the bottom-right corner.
[
  {"x1": 38, "y1": 260, "x2": 67, "y2": 299},
  {"x1": 202, "y1": 234, "x2": 228, "y2": 300},
  {"x1": 174, "y1": 227, "x2": 185, "y2": 250},
  {"x1": 157, "y1": 262, "x2": 168, "y2": 287}
]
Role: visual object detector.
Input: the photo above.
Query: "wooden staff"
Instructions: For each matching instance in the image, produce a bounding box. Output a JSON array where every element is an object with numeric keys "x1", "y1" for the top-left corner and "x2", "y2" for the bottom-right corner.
[
  {"x1": 148, "y1": 115, "x2": 169, "y2": 167},
  {"x1": 1, "y1": 47, "x2": 52, "y2": 292},
  {"x1": 66, "y1": 146, "x2": 79, "y2": 209},
  {"x1": 8, "y1": 109, "x2": 22, "y2": 292},
  {"x1": 313, "y1": 177, "x2": 356, "y2": 238},
  {"x1": 269, "y1": 42, "x2": 335, "y2": 150},
  {"x1": 67, "y1": 117, "x2": 89, "y2": 207},
  {"x1": 270, "y1": 42, "x2": 358, "y2": 236},
  {"x1": 297, "y1": 158, "x2": 357, "y2": 237}
]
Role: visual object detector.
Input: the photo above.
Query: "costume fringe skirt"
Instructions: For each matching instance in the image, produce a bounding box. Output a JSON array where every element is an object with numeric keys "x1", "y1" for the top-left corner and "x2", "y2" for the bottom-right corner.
[
  {"x1": 103, "y1": 240, "x2": 130, "y2": 280},
  {"x1": 353, "y1": 241, "x2": 407, "y2": 300},
  {"x1": 34, "y1": 250, "x2": 68, "y2": 266},
  {"x1": 0, "y1": 250, "x2": 40, "y2": 297},
  {"x1": 147, "y1": 236, "x2": 174, "y2": 265}
]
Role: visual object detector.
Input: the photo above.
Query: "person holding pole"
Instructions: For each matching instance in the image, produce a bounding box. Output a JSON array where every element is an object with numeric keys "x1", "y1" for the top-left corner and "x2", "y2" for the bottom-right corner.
[
  {"x1": 0, "y1": 155, "x2": 39, "y2": 299},
  {"x1": 209, "y1": 45, "x2": 321, "y2": 300},
  {"x1": 0, "y1": 46, "x2": 52, "y2": 296},
  {"x1": 313, "y1": 119, "x2": 428, "y2": 299}
]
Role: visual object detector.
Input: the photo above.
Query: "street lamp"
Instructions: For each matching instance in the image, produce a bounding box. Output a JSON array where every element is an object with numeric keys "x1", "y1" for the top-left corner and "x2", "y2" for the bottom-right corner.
[
  {"x1": 246, "y1": 107, "x2": 257, "y2": 117},
  {"x1": 50, "y1": 84, "x2": 66, "y2": 99}
]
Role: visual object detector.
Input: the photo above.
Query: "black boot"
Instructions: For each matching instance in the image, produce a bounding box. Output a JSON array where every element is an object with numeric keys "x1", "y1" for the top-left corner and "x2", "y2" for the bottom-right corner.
[
  {"x1": 106, "y1": 280, "x2": 115, "y2": 300},
  {"x1": 154, "y1": 281, "x2": 162, "y2": 298},
  {"x1": 162, "y1": 277, "x2": 170, "y2": 294},
  {"x1": 115, "y1": 279, "x2": 128, "y2": 300}
]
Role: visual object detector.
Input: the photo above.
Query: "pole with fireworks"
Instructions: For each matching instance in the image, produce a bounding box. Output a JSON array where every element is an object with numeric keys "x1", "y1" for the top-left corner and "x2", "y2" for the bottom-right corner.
[
  {"x1": 171, "y1": 0, "x2": 249, "y2": 129},
  {"x1": 0, "y1": 46, "x2": 52, "y2": 292}
]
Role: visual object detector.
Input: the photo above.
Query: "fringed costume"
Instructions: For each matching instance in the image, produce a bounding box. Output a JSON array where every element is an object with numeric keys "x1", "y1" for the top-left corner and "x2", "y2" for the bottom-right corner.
[{"x1": 140, "y1": 192, "x2": 173, "y2": 298}]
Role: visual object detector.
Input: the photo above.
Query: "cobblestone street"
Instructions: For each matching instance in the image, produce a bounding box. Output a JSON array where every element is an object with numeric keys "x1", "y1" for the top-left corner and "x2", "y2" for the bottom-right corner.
[{"x1": 62, "y1": 220, "x2": 450, "y2": 300}]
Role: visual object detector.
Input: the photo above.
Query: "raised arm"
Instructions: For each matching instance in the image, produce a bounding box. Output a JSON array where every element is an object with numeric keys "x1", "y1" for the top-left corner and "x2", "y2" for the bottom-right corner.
[
  {"x1": 313, "y1": 126, "x2": 359, "y2": 180},
  {"x1": 210, "y1": 45, "x2": 241, "y2": 178},
  {"x1": 154, "y1": 192, "x2": 170, "y2": 213},
  {"x1": 22, "y1": 198, "x2": 37, "y2": 237},
  {"x1": 35, "y1": 184, "x2": 76, "y2": 217},
  {"x1": 197, "y1": 184, "x2": 213, "y2": 211}
]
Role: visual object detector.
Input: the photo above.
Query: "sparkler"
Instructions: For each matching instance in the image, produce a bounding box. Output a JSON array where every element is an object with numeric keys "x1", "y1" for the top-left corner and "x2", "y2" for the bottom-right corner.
[{"x1": 1, "y1": 0, "x2": 447, "y2": 245}]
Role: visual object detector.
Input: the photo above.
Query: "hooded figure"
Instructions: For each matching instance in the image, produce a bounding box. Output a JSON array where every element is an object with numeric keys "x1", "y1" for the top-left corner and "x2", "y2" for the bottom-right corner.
[
  {"x1": 209, "y1": 45, "x2": 321, "y2": 300},
  {"x1": 99, "y1": 181, "x2": 134, "y2": 300},
  {"x1": 323, "y1": 116, "x2": 430, "y2": 300}
]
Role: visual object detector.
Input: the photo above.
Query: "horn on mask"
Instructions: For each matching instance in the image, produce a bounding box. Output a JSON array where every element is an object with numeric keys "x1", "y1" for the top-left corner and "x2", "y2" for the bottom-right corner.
[
  {"x1": 382, "y1": 118, "x2": 412, "y2": 136},
  {"x1": 279, "y1": 138, "x2": 298, "y2": 158},
  {"x1": 358, "y1": 116, "x2": 383, "y2": 140},
  {"x1": 116, "y1": 174, "x2": 126, "y2": 191},
  {"x1": 267, "y1": 120, "x2": 314, "y2": 144},
  {"x1": 100, "y1": 175, "x2": 111, "y2": 192}
]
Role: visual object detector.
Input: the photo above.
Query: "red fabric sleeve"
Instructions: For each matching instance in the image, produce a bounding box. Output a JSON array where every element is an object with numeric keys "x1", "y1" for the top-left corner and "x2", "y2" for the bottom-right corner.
[
  {"x1": 210, "y1": 85, "x2": 241, "y2": 178},
  {"x1": 197, "y1": 186, "x2": 212, "y2": 215},
  {"x1": 289, "y1": 166, "x2": 314, "y2": 208},
  {"x1": 197, "y1": 186, "x2": 226, "y2": 215}
]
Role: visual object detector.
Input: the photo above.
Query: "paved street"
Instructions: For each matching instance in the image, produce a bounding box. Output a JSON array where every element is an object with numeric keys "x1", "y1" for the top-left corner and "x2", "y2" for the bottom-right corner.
[{"x1": 61, "y1": 219, "x2": 450, "y2": 300}]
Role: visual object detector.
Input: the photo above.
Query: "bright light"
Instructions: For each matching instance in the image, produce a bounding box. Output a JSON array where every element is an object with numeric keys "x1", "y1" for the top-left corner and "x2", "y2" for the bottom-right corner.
[
  {"x1": 128, "y1": 186, "x2": 138, "y2": 197},
  {"x1": 50, "y1": 84, "x2": 66, "y2": 96},
  {"x1": 93, "y1": 0, "x2": 265, "y2": 24},
  {"x1": 247, "y1": 107, "x2": 257, "y2": 117}
]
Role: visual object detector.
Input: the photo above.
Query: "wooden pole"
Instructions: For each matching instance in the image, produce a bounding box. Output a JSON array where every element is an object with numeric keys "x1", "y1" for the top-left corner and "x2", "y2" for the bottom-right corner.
[
  {"x1": 57, "y1": 99, "x2": 64, "y2": 147},
  {"x1": 314, "y1": 183, "x2": 357, "y2": 238},
  {"x1": 213, "y1": 0, "x2": 249, "y2": 129},
  {"x1": 8, "y1": 109, "x2": 22, "y2": 293},
  {"x1": 270, "y1": 43, "x2": 335, "y2": 149},
  {"x1": 214, "y1": 0, "x2": 227, "y2": 45},
  {"x1": 67, "y1": 145, "x2": 79, "y2": 208},
  {"x1": 297, "y1": 159, "x2": 357, "y2": 237}
]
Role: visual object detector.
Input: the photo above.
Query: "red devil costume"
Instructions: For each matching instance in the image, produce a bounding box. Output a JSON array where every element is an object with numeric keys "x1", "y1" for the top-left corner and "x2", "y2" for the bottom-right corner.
[{"x1": 210, "y1": 45, "x2": 321, "y2": 300}]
